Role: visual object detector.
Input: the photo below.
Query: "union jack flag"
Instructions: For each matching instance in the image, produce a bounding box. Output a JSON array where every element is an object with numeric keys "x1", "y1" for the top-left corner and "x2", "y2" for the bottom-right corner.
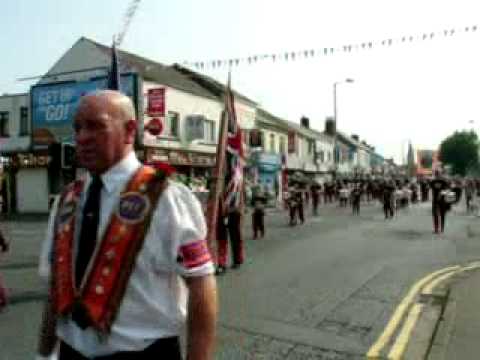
[{"x1": 223, "y1": 75, "x2": 245, "y2": 211}]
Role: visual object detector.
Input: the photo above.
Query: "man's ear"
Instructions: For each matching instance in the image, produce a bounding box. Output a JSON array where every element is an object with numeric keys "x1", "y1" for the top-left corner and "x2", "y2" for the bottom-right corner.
[{"x1": 125, "y1": 119, "x2": 137, "y2": 144}]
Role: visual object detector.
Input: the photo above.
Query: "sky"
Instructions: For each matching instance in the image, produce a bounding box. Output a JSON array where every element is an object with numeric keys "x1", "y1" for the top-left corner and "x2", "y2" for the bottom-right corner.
[{"x1": 2, "y1": 0, "x2": 480, "y2": 163}]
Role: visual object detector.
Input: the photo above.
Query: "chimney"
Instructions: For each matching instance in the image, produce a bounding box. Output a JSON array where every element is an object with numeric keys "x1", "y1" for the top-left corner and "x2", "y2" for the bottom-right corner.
[
  {"x1": 300, "y1": 116, "x2": 310, "y2": 128},
  {"x1": 325, "y1": 117, "x2": 336, "y2": 136},
  {"x1": 352, "y1": 134, "x2": 359, "y2": 142}
]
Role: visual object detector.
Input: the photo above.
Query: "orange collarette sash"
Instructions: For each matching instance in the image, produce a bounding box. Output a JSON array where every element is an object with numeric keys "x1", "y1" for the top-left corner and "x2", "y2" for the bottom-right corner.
[{"x1": 51, "y1": 166, "x2": 168, "y2": 335}]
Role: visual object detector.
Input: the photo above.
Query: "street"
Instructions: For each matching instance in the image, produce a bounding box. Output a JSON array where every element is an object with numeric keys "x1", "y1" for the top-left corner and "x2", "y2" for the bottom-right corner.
[{"x1": 1, "y1": 200, "x2": 479, "y2": 359}]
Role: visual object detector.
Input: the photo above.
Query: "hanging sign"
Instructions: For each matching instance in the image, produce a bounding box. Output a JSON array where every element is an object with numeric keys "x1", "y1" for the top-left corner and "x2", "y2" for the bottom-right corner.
[{"x1": 147, "y1": 88, "x2": 165, "y2": 116}]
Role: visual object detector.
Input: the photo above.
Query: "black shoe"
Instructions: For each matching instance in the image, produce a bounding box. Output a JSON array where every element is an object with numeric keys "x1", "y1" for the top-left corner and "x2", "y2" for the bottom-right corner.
[
  {"x1": 215, "y1": 266, "x2": 227, "y2": 276},
  {"x1": 231, "y1": 263, "x2": 242, "y2": 270}
]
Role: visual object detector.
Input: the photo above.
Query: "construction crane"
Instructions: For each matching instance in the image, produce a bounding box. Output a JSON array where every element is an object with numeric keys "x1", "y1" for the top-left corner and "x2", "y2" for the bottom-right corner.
[
  {"x1": 115, "y1": 0, "x2": 142, "y2": 46},
  {"x1": 16, "y1": 0, "x2": 142, "y2": 82}
]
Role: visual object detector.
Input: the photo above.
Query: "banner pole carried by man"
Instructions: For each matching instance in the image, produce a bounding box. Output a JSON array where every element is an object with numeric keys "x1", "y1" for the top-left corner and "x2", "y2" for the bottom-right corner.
[{"x1": 205, "y1": 72, "x2": 246, "y2": 276}]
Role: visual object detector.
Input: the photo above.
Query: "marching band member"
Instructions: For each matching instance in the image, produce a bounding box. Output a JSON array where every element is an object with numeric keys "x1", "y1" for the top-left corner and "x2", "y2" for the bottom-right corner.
[{"x1": 430, "y1": 171, "x2": 450, "y2": 234}]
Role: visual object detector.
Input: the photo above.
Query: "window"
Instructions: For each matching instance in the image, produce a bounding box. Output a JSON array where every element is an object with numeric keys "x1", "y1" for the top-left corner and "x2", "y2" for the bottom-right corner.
[
  {"x1": 269, "y1": 134, "x2": 275, "y2": 153},
  {"x1": 19, "y1": 107, "x2": 29, "y2": 136},
  {"x1": 165, "y1": 111, "x2": 179, "y2": 138},
  {"x1": 319, "y1": 150, "x2": 325, "y2": 163},
  {"x1": 308, "y1": 140, "x2": 315, "y2": 155},
  {"x1": 242, "y1": 130, "x2": 250, "y2": 148},
  {"x1": 279, "y1": 136, "x2": 286, "y2": 154},
  {"x1": 204, "y1": 119, "x2": 216, "y2": 143},
  {"x1": 0, "y1": 112, "x2": 9, "y2": 137},
  {"x1": 327, "y1": 151, "x2": 332, "y2": 162}
]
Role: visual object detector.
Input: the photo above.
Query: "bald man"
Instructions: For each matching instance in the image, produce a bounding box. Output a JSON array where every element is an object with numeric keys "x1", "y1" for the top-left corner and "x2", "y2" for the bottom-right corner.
[{"x1": 37, "y1": 91, "x2": 217, "y2": 360}]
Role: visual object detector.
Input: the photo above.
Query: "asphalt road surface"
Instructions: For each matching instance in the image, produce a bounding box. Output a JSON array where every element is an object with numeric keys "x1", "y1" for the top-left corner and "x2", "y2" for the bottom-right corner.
[{"x1": 1, "y1": 200, "x2": 478, "y2": 359}]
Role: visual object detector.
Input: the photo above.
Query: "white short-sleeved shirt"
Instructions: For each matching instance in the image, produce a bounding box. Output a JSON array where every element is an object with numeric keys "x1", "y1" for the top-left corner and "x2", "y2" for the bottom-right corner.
[{"x1": 39, "y1": 152, "x2": 214, "y2": 358}]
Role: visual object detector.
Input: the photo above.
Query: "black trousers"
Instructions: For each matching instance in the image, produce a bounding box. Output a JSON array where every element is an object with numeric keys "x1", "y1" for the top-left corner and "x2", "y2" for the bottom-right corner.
[
  {"x1": 59, "y1": 337, "x2": 182, "y2": 360},
  {"x1": 352, "y1": 201, "x2": 360, "y2": 215},
  {"x1": 384, "y1": 203, "x2": 394, "y2": 218},
  {"x1": 252, "y1": 211, "x2": 265, "y2": 238},
  {"x1": 432, "y1": 204, "x2": 447, "y2": 233},
  {"x1": 227, "y1": 211, "x2": 243, "y2": 265}
]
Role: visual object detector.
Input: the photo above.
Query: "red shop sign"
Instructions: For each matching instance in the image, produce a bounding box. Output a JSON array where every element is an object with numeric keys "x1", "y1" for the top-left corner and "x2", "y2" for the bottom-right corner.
[{"x1": 147, "y1": 88, "x2": 165, "y2": 116}]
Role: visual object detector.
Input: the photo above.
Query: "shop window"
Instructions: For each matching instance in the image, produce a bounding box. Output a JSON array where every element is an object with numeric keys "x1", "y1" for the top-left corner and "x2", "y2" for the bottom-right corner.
[
  {"x1": 279, "y1": 137, "x2": 286, "y2": 154},
  {"x1": 269, "y1": 134, "x2": 276, "y2": 153},
  {"x1": 204, "y1": 119, "x2": 216, "y2": 143},
  {"x1": 0, "y1": 112, "x2": 9, "y2": 137},
  {"x1": 165, "y1": 111, "x2": 179, "y2": 138},
  {"x1": 19, "y1": 107, "x2": 29, "y2": 136},
  {"x1": 319, "y1": 150, "x2": 325, "y2": 163}
]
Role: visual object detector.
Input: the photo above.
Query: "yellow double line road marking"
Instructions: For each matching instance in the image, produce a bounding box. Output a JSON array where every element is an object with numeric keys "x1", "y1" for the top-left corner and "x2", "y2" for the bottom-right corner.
[
  {"x1": 366, "y1": 265, "x2": 459, "y2": 359},
  {"x1": 387, "y1": 262, "x2": 480, "y2": 359},
  {"x1": 368, "y1": 262, "x2": 480, "y2": 359}
]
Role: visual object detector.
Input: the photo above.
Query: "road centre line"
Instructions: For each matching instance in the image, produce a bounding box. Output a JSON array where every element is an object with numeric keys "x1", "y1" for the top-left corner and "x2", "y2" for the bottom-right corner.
[{"x1": 366, "y1": 265, "x2": 460, "y2": 359}]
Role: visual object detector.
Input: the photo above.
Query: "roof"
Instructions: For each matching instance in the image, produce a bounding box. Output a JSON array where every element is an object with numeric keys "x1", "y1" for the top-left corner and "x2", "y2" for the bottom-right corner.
[
  {"x1": 0, "y1": 92, "x2": 28, "y2": 98},
  {"x1": 84, "y1": 37, "x2": 257, "y2": 105},
  {"x1": 256, "y1": 108, "x2": 290, "y2": 131},
  {"x1": 172, "y1": 64, "x2": 257, "y2": 106},
  {"x1": 85, "y1": 37, "x2": 217, "y2": 101},
  {"x1": 257, "y1": 109, "x2": 334, "y2": 142}
]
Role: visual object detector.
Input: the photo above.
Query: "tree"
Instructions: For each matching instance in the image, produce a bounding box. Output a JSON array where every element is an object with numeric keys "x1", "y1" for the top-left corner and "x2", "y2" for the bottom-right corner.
[{"x1": 439, "y1": 130, "x2": 479, "y2": 176}]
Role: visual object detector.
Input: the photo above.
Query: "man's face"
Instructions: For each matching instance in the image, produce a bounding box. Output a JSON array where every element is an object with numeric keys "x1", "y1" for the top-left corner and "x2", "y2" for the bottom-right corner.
[{"x1": 73, "y1": 95, "x2": 132, "y2": 174}]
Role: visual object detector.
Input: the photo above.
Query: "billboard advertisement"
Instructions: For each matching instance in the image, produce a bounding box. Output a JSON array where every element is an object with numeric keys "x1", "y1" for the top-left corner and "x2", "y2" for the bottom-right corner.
[{"x1": 31, "y1": 73, "x2": 138, "y2": 146}]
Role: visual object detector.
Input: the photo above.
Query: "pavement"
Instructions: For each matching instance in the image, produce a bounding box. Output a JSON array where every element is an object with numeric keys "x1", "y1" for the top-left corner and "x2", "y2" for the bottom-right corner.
[
  {"x1": 1, "y1": 201, "x2": 480, "y2": 359},
  {"x1": 425, "y1": 218, "x2": 480, "y2": 360}
]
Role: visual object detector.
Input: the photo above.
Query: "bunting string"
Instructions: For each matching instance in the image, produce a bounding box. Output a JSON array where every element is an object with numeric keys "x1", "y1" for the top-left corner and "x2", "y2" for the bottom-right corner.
[{"x1": 182, "y1": 24, "x2": 478, "y2": 70}]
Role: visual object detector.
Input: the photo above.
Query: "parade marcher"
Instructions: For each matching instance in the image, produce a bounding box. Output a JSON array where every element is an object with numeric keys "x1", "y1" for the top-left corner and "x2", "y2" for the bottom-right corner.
[
  {"x1": 430, "y1": 171, "x2": 450, "y2": 234},
  {"x1": 226, "y1": 206, "x2": 244, "y2": 269},
  {"x1": 338, "y1": 183, "x2": 349, "y2": 208},
  {"x1": 324, "y1": 181, "x2": 333, "y2": 204},
  {"x1": 351, "y1": 184, "x2": 362, "y2": 215},
  {"x1": 252, "y1": 192, "x2": 266, "y2": 239},
  {"x1": 0, "y1": 228, "x2": 9, "y2": 311},
  {"x1": 310, "y1": 181, "x2": 321, "y2": 216},
  {"x1": 466, "y1": 179, "x2": 475, "y2": 214},
  {"x1": 287, "y1": 184, "x2": 304, "y2": 225},
  {"x1": 216, "y1": 182, "x2": 246, "y2": 272},
  {"x1": 295, "y1": 185, "x2": 305, "y2": 224},
  {"x1": 420, "y1": 179, "x2": 429, "y2": 202},
  {"x1": 382, "y1": 181, "x2": 395, "y2": 219},
  {"x1": 215, "y1": 199, "x2": 229, "y2": 276},
  {"x1": 452, "y1": 179, "x2": 463, "y2": 204},
  {"x1": 37, "y1": 91, "x2": 217, "y2": 360},
  {"x1": 410, "y1": 182, "x2": 419, "y2": 204},
  {"x1": 286, "y1": 185, "x2": 298, "y2": 226},
  {"x1": 366, "y1": 181, "x2": 374, "y2": 203}
]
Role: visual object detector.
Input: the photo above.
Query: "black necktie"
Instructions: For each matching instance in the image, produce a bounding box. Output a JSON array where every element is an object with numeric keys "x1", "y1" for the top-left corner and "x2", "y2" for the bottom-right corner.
[{"x1": 75, "y1": 175, "x2": 103, "y2": 288}]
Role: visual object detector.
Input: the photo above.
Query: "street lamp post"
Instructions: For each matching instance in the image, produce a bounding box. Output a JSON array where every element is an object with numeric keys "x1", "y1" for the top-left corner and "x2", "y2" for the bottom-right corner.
[{"x1": 333, "y1": 78, "x2": 354, "y2": 176}]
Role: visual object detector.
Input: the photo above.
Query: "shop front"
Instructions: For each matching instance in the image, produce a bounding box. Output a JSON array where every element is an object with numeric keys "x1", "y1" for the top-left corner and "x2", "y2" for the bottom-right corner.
[
  {"x1": 250, "y1": 152, "x2": 281, "y2": 198},
  {"x1": 145, "y1": 147, "x2": 216, "y2": 178},
  {"x1": 0, "y1": 153, "x2": 51, "y2": 214}
]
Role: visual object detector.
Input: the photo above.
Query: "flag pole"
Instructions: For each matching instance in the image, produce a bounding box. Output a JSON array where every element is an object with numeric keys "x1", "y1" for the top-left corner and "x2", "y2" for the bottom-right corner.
[{"x1": 205, "y1": 72, "x2": 231, "y2": 262}]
